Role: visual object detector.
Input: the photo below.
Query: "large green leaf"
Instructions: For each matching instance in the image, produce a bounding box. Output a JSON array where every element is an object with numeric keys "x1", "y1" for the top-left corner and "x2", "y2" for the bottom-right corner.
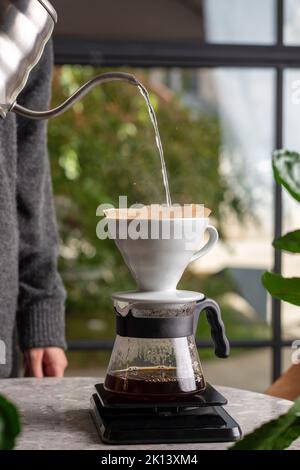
[
  {"x1": 273, "y1": 230, "x2": 300, "y2": 253},
  {"x1": 0, "y1": 395, "x2": 21, "y2": 450},
  {"x1": 262, "y1": 272, "x2": 300, "y2": 306},
  {"x1": 273, "y1": 150, "x2": 300, "y2": 203},
  {"x1": 230, "y1": 397, "x2": 300, "y2": 450}
]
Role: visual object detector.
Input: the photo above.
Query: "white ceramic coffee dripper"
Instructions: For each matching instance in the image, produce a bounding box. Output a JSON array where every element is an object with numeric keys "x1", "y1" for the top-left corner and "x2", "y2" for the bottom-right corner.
[{"x1": 105, "y1": 208, "x2": 218, "y2": 293}]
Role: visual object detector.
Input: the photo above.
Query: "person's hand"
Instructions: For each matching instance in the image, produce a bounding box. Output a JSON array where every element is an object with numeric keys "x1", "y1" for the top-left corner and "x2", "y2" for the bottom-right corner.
[{"x1": 24, "y1": 347, "x2": 68, "y2": 378}]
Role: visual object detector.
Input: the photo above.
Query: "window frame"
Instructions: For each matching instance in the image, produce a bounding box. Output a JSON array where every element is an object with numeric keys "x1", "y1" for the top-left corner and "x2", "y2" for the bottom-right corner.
[{"x1": 54, "y1": 0, "x2": 297, "y2": 382}]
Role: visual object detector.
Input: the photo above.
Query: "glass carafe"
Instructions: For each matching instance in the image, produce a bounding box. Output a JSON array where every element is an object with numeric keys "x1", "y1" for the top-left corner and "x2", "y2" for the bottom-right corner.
[{"x1": 104, "y1": 300, "x2": 229, "y2": 400}]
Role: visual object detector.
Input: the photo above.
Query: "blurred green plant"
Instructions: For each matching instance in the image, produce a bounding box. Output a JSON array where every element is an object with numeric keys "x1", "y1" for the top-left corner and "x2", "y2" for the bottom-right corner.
[
  {"x1": 232, "y1": 149, "x2": 300, "y2": 450},
  {"x1": 48, "y1": 66, "x2": 259, "y2": 359},
  {"x1": 231, "y1": 397, "x2": 300, "y2": 450},
  {"x1": 263, "y1": 150, "x2": 300, "y2": 305},
  {"x1": 0, "y1": 395, "x2": 20, "y2": 450}
]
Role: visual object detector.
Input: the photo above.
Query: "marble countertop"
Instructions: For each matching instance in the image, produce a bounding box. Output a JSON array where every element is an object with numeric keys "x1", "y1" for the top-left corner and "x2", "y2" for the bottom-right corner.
[{"x1": 0, "y1": 377, "x2": 299, "y2": 450}]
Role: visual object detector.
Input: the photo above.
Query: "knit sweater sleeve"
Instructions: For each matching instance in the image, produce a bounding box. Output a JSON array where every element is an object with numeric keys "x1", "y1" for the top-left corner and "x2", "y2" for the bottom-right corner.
[{"x1": 16, "y1": 41, "x2": 67, "y2": 351}]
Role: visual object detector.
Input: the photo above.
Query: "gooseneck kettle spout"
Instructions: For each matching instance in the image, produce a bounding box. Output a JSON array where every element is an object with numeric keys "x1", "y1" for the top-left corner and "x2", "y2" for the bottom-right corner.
[
  {"x1": 12, "y1": 72, "x2": 140, "y2": 120},
  {"x1": 0, "y1": 0, "x2": 139, "y2": 120}
]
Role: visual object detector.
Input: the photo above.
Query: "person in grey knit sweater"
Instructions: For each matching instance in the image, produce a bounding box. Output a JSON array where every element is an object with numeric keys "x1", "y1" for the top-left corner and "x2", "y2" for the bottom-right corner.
[{"x1": 0, "y1": 41, "x2": 68, "y2": 378}]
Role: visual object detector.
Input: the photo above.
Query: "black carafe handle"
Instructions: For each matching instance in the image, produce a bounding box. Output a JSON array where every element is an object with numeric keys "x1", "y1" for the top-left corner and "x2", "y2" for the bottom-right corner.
[{"x1": 194, "y1": 298, "x2": 230, "y2": 358}]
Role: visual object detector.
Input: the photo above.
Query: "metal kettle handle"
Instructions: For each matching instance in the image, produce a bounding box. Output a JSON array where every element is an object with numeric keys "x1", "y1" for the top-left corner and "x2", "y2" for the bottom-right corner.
[{"x1": 194, "y1": 298, "x2": 230, "y2": 358}]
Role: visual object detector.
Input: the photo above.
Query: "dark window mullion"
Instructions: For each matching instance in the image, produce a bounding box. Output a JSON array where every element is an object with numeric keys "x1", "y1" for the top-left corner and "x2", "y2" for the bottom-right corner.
[
  {"x1": 277, "y1": 0, "x2": 284, "y2": 46},
  {"x1": 67, "y1": 339, "x2": 299, "y2": 351},
  {"x1": 272, "y1": 82, "x2": 283, "y2": 380},
  {"x1": 271, "y1": 0, "x2": 284, "y2": 381},
  {"x1": 54, "y1": 41, "x2": 300, "y2": 68}
]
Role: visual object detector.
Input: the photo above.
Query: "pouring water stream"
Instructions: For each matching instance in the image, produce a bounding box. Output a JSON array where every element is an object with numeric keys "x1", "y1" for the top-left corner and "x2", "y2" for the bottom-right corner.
[{"x1": 137, "y1": 83, "x2": 172, "y2": 207}]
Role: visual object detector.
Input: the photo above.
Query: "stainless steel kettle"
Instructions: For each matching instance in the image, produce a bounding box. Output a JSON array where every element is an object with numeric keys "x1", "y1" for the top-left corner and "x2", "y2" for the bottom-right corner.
[
  {"x1": 0, "y1": 0, "x2": 56, "y2": 118},
  {"x1": 0, "y1": 0, "x2": 138, "y2": 120}
]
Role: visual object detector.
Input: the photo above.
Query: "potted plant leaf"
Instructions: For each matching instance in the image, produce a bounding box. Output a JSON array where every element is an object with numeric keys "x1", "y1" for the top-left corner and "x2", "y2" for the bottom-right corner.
[
  {"x1": 0, "y1": 395, "x2": 20, "y2": 450},
  {"x1": 263, "y1": 150, "x2": 300, "y2": 307},
  {"x1": 232, "y1": 149, "x2": 300, "y2": 450}
]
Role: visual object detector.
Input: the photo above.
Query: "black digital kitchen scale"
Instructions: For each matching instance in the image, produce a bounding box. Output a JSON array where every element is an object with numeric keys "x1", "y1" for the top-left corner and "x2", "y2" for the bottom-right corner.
[{"x1": 90, "y1": 383, "x2": 242, "y2": 445}]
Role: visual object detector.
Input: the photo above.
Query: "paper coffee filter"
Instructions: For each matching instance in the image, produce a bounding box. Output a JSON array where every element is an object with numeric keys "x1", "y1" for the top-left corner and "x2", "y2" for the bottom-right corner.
[{"x1": 103, "y1": 204, "x2": 211, "y2": 219}]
